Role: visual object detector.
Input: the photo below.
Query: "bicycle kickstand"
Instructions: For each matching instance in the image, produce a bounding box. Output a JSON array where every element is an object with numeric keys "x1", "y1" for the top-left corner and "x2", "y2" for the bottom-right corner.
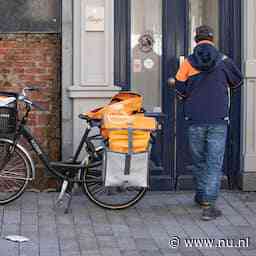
[
  {"x1": 55, "y1": 180, "x2": 69, "y2": 207},
  {"x1": 55, "y1": 180, "x2": 75, "y2": 214},
  {"x1": 65, "y1": 183, "x2": 75, "y2": 214}
]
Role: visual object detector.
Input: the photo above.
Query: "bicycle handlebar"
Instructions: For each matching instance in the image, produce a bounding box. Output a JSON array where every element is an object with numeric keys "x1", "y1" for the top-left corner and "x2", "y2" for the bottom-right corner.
[
  {"x1": 30, "y1": 101, "x2": 46, "y2": 111},
  {"x1": 22, "y1": 98, "x2": 46, "y2": 111},
  {"x1": 19, "y1": 88, "x2": 46, "y2": 111}
]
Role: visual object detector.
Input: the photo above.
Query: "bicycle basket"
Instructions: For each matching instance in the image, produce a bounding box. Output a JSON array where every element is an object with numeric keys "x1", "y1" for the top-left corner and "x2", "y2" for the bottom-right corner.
[{"x1": 0, "y1": 92, "x2": 18, "y2": 134}]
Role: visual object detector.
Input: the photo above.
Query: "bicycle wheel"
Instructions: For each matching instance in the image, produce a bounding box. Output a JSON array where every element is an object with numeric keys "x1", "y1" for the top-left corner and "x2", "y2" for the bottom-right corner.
[
  {"x1": 81, "y1": 150, "x2": 147, "y2": 210},
  {"x1": 0, "y1": 139, "x2": 32, "y2": 204}
]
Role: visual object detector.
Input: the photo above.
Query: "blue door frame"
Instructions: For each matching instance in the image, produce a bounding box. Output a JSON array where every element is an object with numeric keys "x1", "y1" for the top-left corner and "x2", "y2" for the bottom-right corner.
[{"x1": 114, "y1": 0, "x2": 241, "y2": 190}]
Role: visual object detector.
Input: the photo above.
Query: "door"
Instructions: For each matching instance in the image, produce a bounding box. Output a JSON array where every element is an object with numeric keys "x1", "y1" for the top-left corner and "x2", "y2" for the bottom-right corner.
[
  {"x1": 130, "y1": 0, "x2": 168, "y2": 189},
  {"x1": 114, "y1": 0, "x2": 241, "y2": 190},
  {"x1": 126, "y1": 0, "x2": 189, "y2": 190},
  {"x1": 176, "y1": 0, "x2": 221, "y2": 189},
  {"x1": 175, "y1": 0, "x2": 242, "y2": 189}
]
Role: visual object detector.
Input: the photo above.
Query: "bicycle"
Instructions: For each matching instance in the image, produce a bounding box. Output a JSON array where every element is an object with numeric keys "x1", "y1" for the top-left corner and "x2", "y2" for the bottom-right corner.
[{"x1": 0, "y1": 87, "x2": 147, "y2": 212}]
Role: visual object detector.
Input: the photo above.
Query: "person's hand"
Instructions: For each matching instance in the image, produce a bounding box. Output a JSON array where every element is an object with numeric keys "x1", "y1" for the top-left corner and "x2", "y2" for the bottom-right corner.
[{"x1": 168, "y1": 77, "x2": 176, "y2": 88}]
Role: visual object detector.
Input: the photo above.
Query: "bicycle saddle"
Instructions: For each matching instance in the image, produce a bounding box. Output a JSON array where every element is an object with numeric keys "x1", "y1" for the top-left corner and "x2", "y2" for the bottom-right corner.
[{"x1": 79, "y1": 114, "x2": 101, "y2": 127}]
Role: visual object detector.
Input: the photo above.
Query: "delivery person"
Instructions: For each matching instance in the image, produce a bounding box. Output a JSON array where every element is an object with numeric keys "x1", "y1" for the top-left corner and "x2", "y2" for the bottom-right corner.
[{"x1": 170, "y1": 25, "x2": 243, "y2": 221}]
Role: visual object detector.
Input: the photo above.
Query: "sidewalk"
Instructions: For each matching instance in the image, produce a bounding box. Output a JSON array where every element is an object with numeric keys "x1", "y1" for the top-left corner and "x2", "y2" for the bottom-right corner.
[{"x1": 0, "y1": 191, "x2": 256, "y2": 256}]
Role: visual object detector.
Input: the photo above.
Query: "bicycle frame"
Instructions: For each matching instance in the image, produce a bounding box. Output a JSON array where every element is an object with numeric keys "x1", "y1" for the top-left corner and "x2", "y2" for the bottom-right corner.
[{"x1": 14, "y1": 122, "x2": 97, "y2": 182}]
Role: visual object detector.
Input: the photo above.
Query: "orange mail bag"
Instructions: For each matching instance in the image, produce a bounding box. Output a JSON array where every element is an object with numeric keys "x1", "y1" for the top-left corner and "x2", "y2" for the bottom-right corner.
[
  {"x1": 103, "y1": 114, "x2": 156, "y2": 153},
  {"x1": 85, "y1": 92, "x2": 143, "y2": 120}
]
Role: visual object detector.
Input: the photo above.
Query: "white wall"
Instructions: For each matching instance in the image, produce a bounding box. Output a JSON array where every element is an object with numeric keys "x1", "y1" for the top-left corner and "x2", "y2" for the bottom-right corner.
[
  {"x1": 241, "y1": 0, "x2": 256, "y2": 190},
  {"x1": 68, "y1": 0, "x2": 119, "y2": 154},
  {"x1": 62, "y1": 0, "x2": 73, "y2": 158}
]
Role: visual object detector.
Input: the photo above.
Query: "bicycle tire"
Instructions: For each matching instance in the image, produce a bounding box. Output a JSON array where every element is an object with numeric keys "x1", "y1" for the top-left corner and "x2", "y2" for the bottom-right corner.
[
  {"x1": 81, "y1": 152, "x2": 147, "y2": 210},
  {"x1": 0, "y1": 139, "x2": 32, "y2": 204}
]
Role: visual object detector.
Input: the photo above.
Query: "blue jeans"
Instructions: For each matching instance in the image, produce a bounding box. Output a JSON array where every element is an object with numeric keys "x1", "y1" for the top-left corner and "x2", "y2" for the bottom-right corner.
[{"x1": 188, "y1": 124, "x2": 228, "y2": 203}]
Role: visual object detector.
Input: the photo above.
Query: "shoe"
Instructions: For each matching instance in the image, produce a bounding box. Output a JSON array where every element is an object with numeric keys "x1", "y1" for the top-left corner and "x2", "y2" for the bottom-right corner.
[
  {"x1": 194, "y1": 195, "x2": 211, "y2": 208},
  {"x1": 201, "y1": 206, "x2": 222, "y2": 221}
]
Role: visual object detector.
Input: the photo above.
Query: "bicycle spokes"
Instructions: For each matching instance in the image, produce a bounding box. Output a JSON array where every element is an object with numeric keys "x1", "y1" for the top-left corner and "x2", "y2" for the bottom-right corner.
[
  {"x1": 0, "y1": 144, "x2": 30, "y2": 202},
  {"x1": 82, "y1": 164, "x2": 146, "y2": 209}
]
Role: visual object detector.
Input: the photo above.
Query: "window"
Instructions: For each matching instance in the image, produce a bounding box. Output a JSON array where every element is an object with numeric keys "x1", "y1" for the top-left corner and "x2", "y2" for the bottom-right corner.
[
  {"x1": 188, "y1": 0, "x2": 219, "y2": 53},
  {"x1": 130, "y1": 0, "x2": 162, "y2": 111}
]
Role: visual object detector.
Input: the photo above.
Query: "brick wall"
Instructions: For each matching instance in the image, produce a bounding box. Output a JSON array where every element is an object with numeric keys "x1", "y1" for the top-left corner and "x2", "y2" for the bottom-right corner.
[{"x1": 0, "y1": 34, "x2": 61, "y2": 190}]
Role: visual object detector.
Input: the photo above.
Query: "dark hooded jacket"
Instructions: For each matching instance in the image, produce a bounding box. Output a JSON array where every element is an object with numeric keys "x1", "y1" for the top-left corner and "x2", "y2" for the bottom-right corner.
[{"x1": 175, "y1": 41, "x2": 243, "y2": 124}]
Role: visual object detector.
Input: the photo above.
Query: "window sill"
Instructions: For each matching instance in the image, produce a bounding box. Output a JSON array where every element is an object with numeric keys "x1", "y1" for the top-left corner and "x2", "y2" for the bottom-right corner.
[{"x1": 67, "y1": 85, "x2": 121, "y2": 98}]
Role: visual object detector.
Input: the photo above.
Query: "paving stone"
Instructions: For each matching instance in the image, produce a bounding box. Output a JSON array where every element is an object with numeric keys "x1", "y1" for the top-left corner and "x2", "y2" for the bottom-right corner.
[
  {"x1": 56, "y1": 213, "x2": 74, "y2": 225},
  {"x1": 38, "y1": 211, "x2": 55, "y2": 220},
  {"x1": 198, "y1": 249, "x2": 223, "y2": 256},
  {"x1": 217, "y1": 225, "x2": 241, "y2": 239},
  {"x1": 21, "y1": 193, "x2": 38, "y2": 212},
  {"x1": 20, "y1": 243, "x2": 39, "y2": 256},
  {"x1": 160, "y1": 249, "x2": 182, "y2": 256},
  {"x1": 20, "y1": 252, "x2": 40, "y2": 256},
  {"x1": 112, "y1": 224, "x2": 130, "y2": 237},
  {"x1": 3, "y1": 209, "x2": 20, "y2": 224},
  {"x1": 180, "y1": 250, "x2": 204, "y2": 256},
  {"x1": 39, "y1": 235, "x2": 59, "y2": 255},
  {"x1": 211, "y1": 214, "x2": 232, "y2": 226},
  {"x1": 107, "y1": 211, "x2": 126, "y2": 225},
  {"x1": 181, "y1": 223, "x2": 206, "y2": 238},
  {"x1": 75, "y1": 224, "x2": 95, "y2": 238},
  {"x1": 58, "y1": 224, "x2": 77, "y2": 240},
  {"x1": 233, "y1": 226, "x2": 256, "y2": 242},
  {"x1": 20, "y1": 230, "x2": 38, "y2": 244},
  {"x1": 74, "y1": 214, "x2": 91, "y2": 225},
  {"x1": 4, "y1": 201, "x2": 22, "y2": 211},
  {"x1": 218, "y1": 201, "x2": 249, "y2": 226},
  {"x1": 0, "y1": 239, "x2": 19, "y2": 256},
  {"x1": 93, "y1": 223, "x2": 113, "y2": 236},
  {"x1": 39, "y1": 241, "x2": 59, "y2": 252},
  {"x1": 21, "y1": 212, "x2": 38, "y2": 225},
  {"x1": 134, "y1": 238, "x2": 158, "y2": 251},
  {"x1": 81, "y1": 250, "x2": 101, "y2": 256},
  {"x1": 79, "y1": 236, "x2": 99, "y2": 251},
  {"x1": 38, "y1": 215, "x2": 56, "y2": 228},
  {"x1": 97, "y1": 235, "x2": 118, "y2": 249},
  {"x1": 59, "y1": 238, "x2": 80, "y2": 252},
  {"x1": 193, "y1": 221, "x2": 223, "y2": 238},
  {"x1": 89, "y1": 212, "x2": 108, "y2": 225},
  {"x1": 40, "y1": 250, "x2": 60, "y2": 256},
  {"x1": 117, "y1": 236, "x2": 136, "y2": 251},
  {"x1": 2, "y1": 223, "x2": 19, "y2": 236},
  {"x1": 146, "y1": 222, "x2": 168, "y2": 237},
  {"x1": 218, "y1": 248, "x2": 243, "y2": 256},
  {"x1": 121, "y1": 250, "x2": 141, "y2": 256},
  {"x1": 138, "y1": 250, "x2": 163, "y2": 256},
  {"x1": 158, "y1": 212, "x2": 188, "y2": 238},
  {"x1": 153, "y1": 237, "x2": 171, "y2": 250},
  {"x1": 61, "y1": 252, "x2": 81, "y2": 256},
  {"x1": 39, "y1": 225, "x2": 58, "y2": 237},
  {"x1": 240, "y1": 250, "x2": 256, "y2": 256},
  {"x1": 100, "y1": 247, "x2": 121, "y2": 256}
]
